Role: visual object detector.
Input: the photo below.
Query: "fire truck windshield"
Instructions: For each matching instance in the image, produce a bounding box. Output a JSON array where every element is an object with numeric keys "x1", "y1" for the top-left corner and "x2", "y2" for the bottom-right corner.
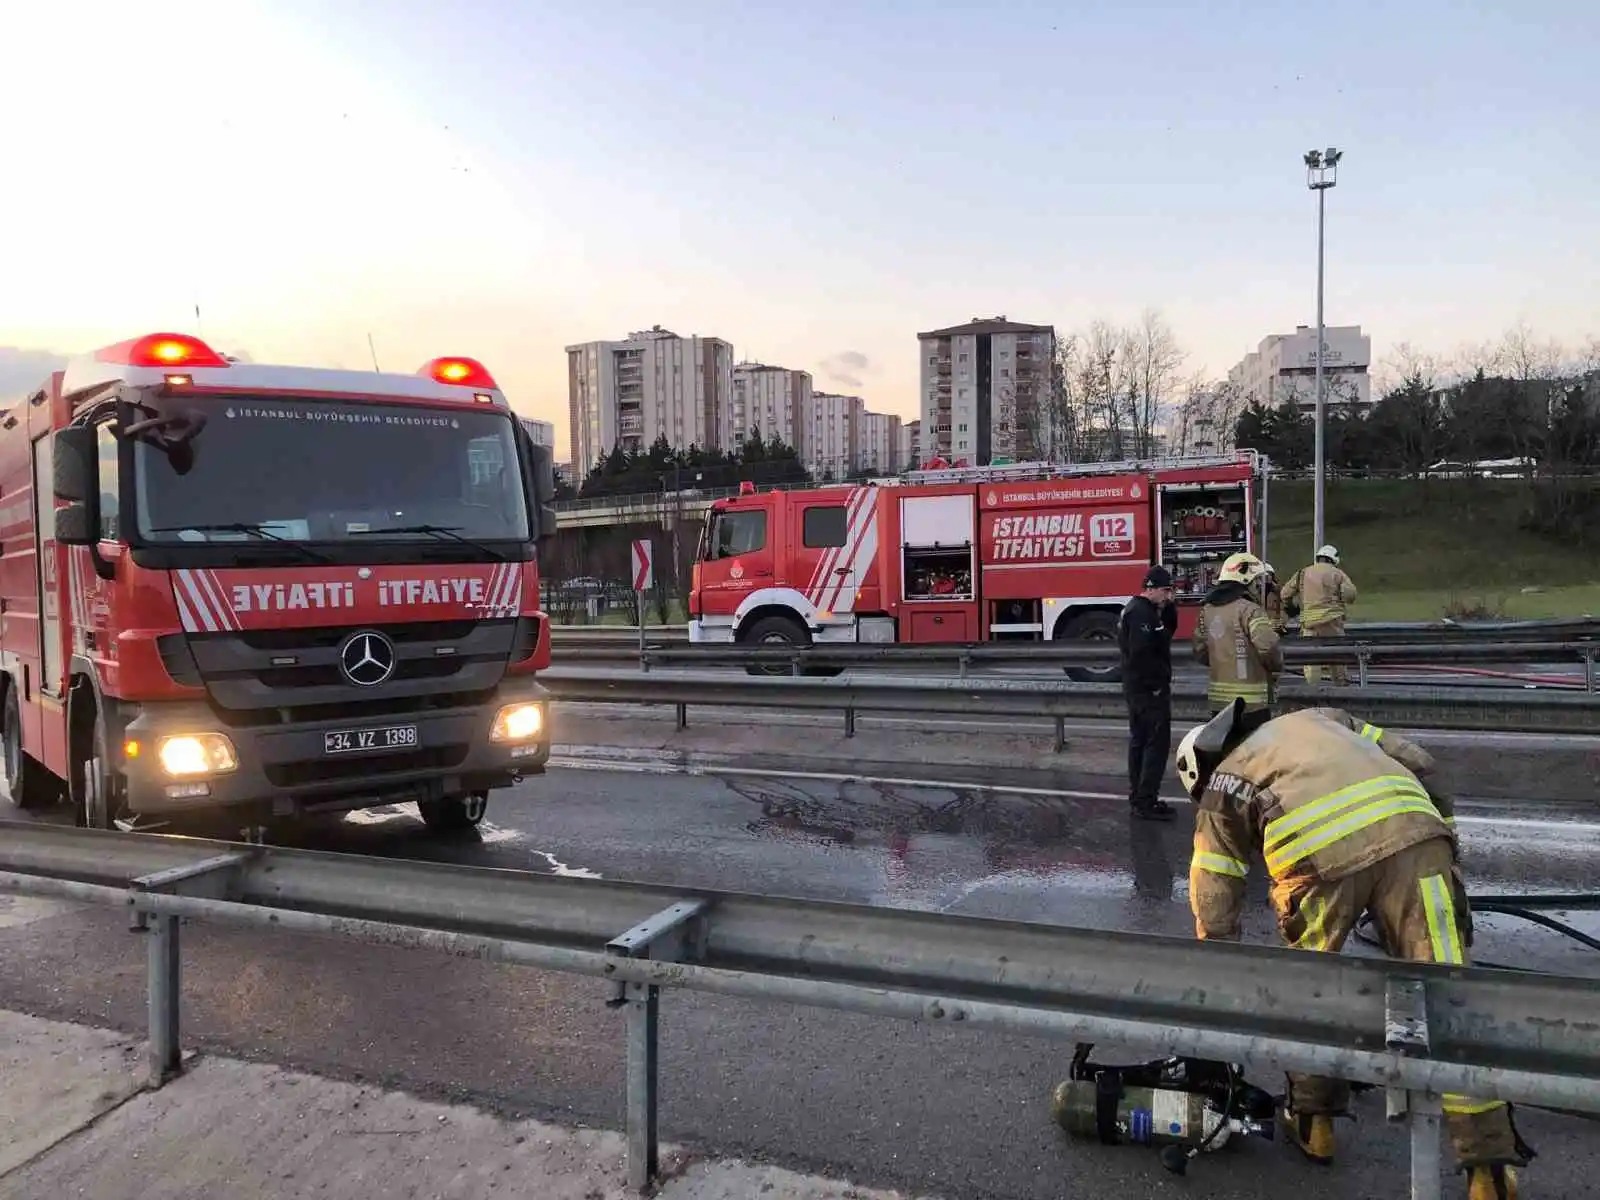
[{"x1": 132, "y1": 396, "x2": 530, "y2": 548}]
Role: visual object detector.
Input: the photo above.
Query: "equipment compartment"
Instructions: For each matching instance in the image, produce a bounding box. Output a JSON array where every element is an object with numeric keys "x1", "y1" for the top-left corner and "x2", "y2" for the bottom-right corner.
[{"x1": 1156, "y1": 481, "x2": 1251, "y2": 602}]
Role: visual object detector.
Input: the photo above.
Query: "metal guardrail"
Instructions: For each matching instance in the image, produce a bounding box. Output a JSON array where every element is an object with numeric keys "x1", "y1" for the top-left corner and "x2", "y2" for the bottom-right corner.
[
  {"x1": 539, "y1": 667, "x2": 1600, "y2": 739},
  {"x1": 0, "y1": 822, "x2": 1595, "y2": 1200}
]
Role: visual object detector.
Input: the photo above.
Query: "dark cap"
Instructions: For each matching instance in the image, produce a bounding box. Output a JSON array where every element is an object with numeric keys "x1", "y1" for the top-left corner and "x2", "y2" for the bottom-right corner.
[{"x1": 1142, "y1": 565, "x2": 1174, "y2": 589}]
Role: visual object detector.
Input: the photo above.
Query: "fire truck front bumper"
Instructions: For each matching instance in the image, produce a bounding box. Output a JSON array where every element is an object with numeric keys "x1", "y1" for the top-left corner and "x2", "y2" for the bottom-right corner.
[{"x1": 117, "y1": 680, "x2": 551, "y2": 818}]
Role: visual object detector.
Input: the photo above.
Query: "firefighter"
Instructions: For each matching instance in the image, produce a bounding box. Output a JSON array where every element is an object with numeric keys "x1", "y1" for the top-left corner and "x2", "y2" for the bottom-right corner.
[
  {"x1": 1281, "y1": 545, "x2": 1358, "y2": 686},
  {"x1": 1174, "y1": 701, "x2": 1533, "y2": 1198},
  {"x1": 1192, "y1": 552, "x2": 1282, "y2": 715}
]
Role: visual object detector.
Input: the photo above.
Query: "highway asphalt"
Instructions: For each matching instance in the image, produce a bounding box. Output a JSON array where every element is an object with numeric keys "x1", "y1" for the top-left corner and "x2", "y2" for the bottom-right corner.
[{"x1": 3, "y1": 758, "x2": 1597, "y2": 1199}]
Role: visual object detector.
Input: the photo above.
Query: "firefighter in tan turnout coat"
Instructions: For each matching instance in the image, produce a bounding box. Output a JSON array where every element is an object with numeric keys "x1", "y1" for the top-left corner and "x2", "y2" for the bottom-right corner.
[
  {"x1": 1281, "y1": 544, "x2": 1358, "y2": 685},
  {"x1": 1174, "y1": 701, "x2": 1533, "y2": 1200},
  {"x1": 1192, "y1": 552, "x2": 1282, "y2": 714}
]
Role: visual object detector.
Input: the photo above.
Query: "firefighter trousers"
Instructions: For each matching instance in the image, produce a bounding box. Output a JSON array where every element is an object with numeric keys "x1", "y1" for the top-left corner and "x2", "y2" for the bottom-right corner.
[
  {"x1": 1302, "y1": 618, "x2": 1347, "y2": 686},
  {"x1": 1271, "y1": 836, "x2": 1527, "y2": 1169}
]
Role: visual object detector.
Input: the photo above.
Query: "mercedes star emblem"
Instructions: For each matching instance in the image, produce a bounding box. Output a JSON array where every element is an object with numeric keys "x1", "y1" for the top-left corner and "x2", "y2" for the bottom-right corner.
[{"x1": 339, "y1": 631, "x2": 397, "y2": 687}]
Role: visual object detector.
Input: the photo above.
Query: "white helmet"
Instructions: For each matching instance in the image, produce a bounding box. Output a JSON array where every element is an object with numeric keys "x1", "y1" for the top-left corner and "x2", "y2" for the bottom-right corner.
[
  {"x1": 1316, "y1": 544, "x2": 1340, "y2": 564},
  {"x1": 1218, "y1": 552, "x2": 1266, "y2": 587},
  {"x1": 1175, "y1": 699, "x2": 1257, "y2": 800}
]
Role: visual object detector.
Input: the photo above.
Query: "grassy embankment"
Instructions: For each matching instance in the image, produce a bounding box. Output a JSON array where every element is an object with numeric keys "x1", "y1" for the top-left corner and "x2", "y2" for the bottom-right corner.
[{"x1": 1265, "y1": 478, "x2": 1599, "y2": 621}]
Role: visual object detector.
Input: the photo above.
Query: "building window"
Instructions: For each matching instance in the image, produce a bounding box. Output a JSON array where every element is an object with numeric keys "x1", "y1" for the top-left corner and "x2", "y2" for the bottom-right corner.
[
  {"x1": 802, "y1": 505, "x2": 849, "y2": 548},
  {"x1": 958, "y1": 352, "x2": 968, "y2": 363}
]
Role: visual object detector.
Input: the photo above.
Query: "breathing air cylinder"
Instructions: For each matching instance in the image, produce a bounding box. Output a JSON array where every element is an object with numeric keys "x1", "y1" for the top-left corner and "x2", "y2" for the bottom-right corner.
[{"x1": 1051, "y1": 1079, "x2": 1225, "y2": 1149}]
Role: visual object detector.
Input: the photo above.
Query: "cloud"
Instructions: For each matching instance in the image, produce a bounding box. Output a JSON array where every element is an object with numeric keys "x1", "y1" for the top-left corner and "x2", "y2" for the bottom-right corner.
[
  {"x1": 0, "y1": 347, "x2": 69, "y2": 404},
  {"x1": 818, "y1": 349, "x2": 874, "y2": 391}
]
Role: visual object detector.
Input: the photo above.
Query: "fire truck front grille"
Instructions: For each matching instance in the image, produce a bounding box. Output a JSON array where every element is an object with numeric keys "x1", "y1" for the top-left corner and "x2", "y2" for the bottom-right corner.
[
  {"x1": 264, "y1": 744, "x2": 469, "y2": 788},
  {"x1": 176, "y1": 619, "x2": 520, "y2": 715}
]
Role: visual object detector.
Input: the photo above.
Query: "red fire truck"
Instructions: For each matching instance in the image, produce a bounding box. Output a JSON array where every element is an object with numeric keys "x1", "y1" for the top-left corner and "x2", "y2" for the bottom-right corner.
[
  {"x1": 0, "y1": 333, "x2": 556, "y2": 833},
  {"x1": 687, "y1": 452, "x2": 1267, "y2": 673}
]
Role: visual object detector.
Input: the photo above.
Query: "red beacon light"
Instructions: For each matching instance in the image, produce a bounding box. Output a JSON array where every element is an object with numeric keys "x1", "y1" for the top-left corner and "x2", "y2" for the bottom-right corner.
[
  {"x1": 420, "y1": 356, "x2": 498, "y2": 393},
  {"x1": 739, "y1": 480, "x2": 756, "y2": 496},
  {"x1": 96, "y1": 333, "x2": 228, "y2": 370}
]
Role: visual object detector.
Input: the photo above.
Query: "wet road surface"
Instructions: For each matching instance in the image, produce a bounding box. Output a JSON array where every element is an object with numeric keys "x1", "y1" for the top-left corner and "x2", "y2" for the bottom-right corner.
[{"x1": 3, "y1": 766, "x2": 1598, "y2": 1198}]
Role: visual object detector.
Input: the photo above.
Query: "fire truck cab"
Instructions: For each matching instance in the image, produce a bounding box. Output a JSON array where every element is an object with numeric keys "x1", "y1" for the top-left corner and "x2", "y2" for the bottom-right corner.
[
  {"x1": 687, "y1": 452, "x2": 1266, "y2": 675},
  {"x1": 0, "y1": 333, "x2": 558, "y2": 833}
]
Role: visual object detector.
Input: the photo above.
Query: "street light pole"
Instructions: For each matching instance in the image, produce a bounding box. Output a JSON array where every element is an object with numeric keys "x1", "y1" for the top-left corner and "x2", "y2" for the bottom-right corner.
[{"x1": 1304, "y1": 147, "x2": 1341, "y2": 555}]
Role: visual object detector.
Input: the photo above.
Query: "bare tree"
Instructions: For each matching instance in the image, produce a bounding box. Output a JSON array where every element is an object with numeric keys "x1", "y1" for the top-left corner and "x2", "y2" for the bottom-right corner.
[{"x1": 1120, "y1": 309, "x2": 1187, "y2": 457}]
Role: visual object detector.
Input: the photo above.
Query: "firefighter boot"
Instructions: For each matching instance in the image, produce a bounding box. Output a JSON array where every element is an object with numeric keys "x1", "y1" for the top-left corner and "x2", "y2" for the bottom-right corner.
[
  {"x1": 1465, "y1": 1165, "x2": 1517, "y2": 1200},
  {"x1": 1279, "y1": 1107, "x2": 1336, "y2": 1165}
]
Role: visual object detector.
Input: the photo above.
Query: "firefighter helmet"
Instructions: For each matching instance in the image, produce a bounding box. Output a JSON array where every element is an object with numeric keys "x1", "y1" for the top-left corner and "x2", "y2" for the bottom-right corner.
[
  {"x1": 1175, "y1": 699, "x2": 1250, "y2": 800},
  {"x1": 1316, "y1": 544, "x2": 1340, "y2": 564},
  {"x1": 1218, "y1": 552, "x2": 1266, "y2": 586}
]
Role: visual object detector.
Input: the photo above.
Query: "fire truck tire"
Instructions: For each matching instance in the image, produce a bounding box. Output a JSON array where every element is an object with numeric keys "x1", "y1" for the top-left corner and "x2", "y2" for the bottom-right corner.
[
  {"x1": 741, "y1": 614, "x2": 811, "y2": 677},
  {"x1": 2, "y1": 685, "x2": 51, "y2": 811},
  {"x1": 419, "y1": 791, "x2": 488, "y2": 834},
  {"x1": 1057, "y1": 611, "x2": 1124, "y2": 685},
  {"x1": 76, "y1": 713, "x2": 117, "y2": 830}
]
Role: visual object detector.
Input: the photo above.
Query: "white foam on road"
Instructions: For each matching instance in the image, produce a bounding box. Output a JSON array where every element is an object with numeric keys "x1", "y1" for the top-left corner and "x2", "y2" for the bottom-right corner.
[{"x1": 341, "y1": 802, "x2": 523, "y2": 845}]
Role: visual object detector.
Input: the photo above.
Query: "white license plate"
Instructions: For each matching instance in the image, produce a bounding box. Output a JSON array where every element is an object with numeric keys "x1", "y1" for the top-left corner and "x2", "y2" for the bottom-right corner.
[{"x1": 323, "y1": 724, "x2": 419, "y2": 755}]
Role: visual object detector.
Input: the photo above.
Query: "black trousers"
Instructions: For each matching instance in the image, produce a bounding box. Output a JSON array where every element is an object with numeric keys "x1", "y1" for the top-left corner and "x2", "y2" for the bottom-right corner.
[{"x1": 1125, "y1": 690, "x2": 1172, "y2": 806}]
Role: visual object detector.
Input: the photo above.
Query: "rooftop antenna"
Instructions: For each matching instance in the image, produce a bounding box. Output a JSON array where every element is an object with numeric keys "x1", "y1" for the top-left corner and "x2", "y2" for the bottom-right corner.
[{"x1": 367, "y1": 333, "x2": 382, "y2": 372}]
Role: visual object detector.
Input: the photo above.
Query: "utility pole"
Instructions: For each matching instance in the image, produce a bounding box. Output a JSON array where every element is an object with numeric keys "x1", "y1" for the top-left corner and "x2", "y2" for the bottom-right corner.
[{"x1": 1304, "y1": 147, "x2": 1342, "y2": 554}]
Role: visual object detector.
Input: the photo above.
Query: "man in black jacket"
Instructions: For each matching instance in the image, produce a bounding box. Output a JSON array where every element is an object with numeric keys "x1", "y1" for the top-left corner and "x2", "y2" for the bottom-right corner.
[{"x1": 1118, "y1": 565, "x2": 1178, "y2": 821}]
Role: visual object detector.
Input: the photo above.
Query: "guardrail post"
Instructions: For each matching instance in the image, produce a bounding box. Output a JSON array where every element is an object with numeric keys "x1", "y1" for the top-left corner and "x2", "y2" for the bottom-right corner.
[
  {"x1": 845, "y1": 706, "x2": 856, "y2": 738},
  {"x1": 147, "y1": 913, "x2": 181, "y2": 1087},
  {"x1": 1357, "y1": 648, "x2": 1371, "y2": 689},
  {"x1": 1385, "y1": 977, "x2": 1442, "y2": 1200},
  {"x1": 1053, "y1": 716, "x2": 1066, "y2": 754},
  {"x1": 1585, "y1": 648, "x2": 1596, "y2": 695},
  {"x1": 605, "y1": 901, "x2": 708, "y2": 1193},
  {"x1": 676, "y1": 702, "x2": 688, "y2": 730},
  {"x1": 958, "y1": 652, "x2": 970, "y2": 680}
]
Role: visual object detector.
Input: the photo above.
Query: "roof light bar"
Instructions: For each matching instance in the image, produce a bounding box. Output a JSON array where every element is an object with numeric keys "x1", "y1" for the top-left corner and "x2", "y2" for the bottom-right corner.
[{"x1": 96, "y1": 333, "x2": 228, "y2": 370}]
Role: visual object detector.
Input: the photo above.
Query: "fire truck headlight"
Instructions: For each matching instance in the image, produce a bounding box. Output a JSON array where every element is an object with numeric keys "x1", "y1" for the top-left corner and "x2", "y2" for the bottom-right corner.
[
  {"x1": 490, "y1": 702, "x2": 544, "y2": 743},
  {"x1": 156, "y1": 733, "x2": 239, "y2": 777}
]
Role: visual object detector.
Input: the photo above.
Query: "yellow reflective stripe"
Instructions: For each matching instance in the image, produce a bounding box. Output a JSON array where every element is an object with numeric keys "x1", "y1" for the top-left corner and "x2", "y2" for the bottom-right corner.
[
  {"x1": 1267, "y1": 794, "x2": 1439, "y2": 874},
  {"x1": 1301, "y1": 604, "x2": 1340, "y2": 625},
  {"x1": 1298, "y1": 895, "x2": 1331, "y2": 951},
  {"x1": 1359, "y1": 723, "x2": 1384, "y2": 743},
  {"x1": 1420, "y1": 873, "x2": 1465, "y2": 965},
  {"x1": 1193, "y1": 851, "x2": 1248, "y2": 879},
  {"x1": 1442, "y1": 1095, "x2": 1507, "y2": 1114},
  {"x1": 1248, "y1": 615, "x2": 1275, "y2": 635},
  {"x1": 1265, "y1": 775, "x2": 1421, "y2": 850},
  {"x1": 1208, "y1": 681, "x2": 1269, "y2": 700}
]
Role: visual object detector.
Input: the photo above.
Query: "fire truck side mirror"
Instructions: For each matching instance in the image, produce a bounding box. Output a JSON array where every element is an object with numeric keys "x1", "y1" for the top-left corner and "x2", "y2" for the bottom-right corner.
[
  {"x1": 55, "y1": 504, "x2": 95, "y2": 547},
  {"x1": 518, "y1": 428, "x2": 558, "y2": 542},
  {"x1": 54, "y1": 426, "x2": 97, "y2": 505}
]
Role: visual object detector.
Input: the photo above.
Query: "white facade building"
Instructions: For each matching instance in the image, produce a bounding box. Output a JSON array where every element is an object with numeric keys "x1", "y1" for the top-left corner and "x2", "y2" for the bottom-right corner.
[
  {"x1": 917, "y1": 317, "x2": 1055, "y2": 464},
  {"x1": 807, "y1": 392, "x2": 862, "y2": 480},
  {"x1": 898, "y1": 419, "x2": 922, "y2": 470},
  {"x1": 519, "y1": 417, "x2": 555, "y2": 449},
  {"x1": 730, "y1": 363, "x2": 812, "y2": 453},
  {"x1": 1228, "y1": 325, "x2": 1372, "y2": 412},
  {"x1": 856, "y1": 410, "x2": 902, "y2": 475},
  {"x1": 565, "y1": 326, "x2": 734, "y2": 474}
]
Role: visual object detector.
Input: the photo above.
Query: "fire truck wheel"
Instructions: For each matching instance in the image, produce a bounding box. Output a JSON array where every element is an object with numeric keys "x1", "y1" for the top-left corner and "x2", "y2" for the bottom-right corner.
[
  {"x1": 1058, "y1": 611, "x2": 1125, "y2": 685},
  {"x1": 741, "y1": 615, "x2": 811, "y2": 677},
  {"x1": 76, "y1": 715, "x2": 117, "y2": 830},
  {"x1": 2, "y1": 685, "x2": 50, "y2": 810},
  {"x1": 419, "y1": 792, "x2": 488, "y2": 834}
]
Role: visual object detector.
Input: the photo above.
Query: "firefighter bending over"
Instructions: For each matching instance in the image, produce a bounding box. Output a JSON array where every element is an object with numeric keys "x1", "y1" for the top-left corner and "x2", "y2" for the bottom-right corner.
[
  {"x1": 1193, "y1": 552, "x2": 1282, "y2": 715},
  {"x1": 1174, "y1": 701, "x2": 1533, "y2": 1199},
  {"x1": 1282, "y1": 544, "x2": 1358, "y2": 685}
]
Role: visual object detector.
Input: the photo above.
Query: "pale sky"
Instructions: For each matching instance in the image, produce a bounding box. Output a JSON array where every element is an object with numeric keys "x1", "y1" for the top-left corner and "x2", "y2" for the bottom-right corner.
[{"x1": 3, "y1": 0, "x2": 1596, "y2": 458}]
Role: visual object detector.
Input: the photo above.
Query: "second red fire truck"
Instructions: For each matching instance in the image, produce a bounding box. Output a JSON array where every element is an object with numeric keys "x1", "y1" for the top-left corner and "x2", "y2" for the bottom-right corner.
[{"x1": 688, "y1": 452, "x2": 1268, "y2": 672}]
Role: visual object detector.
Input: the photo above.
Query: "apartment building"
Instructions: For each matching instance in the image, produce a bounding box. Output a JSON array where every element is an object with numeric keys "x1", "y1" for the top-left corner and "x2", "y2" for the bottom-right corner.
[
  {"x1": 856, "y1": 410, "x2": 902, "y2": 475},
  {"x1": 519, "y1": 417, "x2": 555, "y2": 449},
  {"x1": 808, "y1": 392, "x2": 862, "y2": 480},
  {"x1": 1228, "y1": 324, "x2": 1372, "y2": 412},
  {"x1": 730, "y1": 363, "x2": 812, "y2": 453},
  {"x1": 917, "y1": 316, "x2": 1056, "y2": 464},
  {"x1": 898, "y1": 419, "x2": 922, "y2": 470},
  {"x1": 565, "y1": 326, "x2": 734, "y2": 474}
]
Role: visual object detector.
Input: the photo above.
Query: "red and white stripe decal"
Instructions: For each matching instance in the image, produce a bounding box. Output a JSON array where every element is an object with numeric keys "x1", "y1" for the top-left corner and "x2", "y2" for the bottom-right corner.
[
  {"x1": 820, "y1": 501, "x2": 880, "y2": 613},
  {"x1": 173, "y1": 568, "x2": 240, "y2": 633},
  {"x1": 804, "y1": 488, "x2": 874, "y2": 608},
  {"x1": 481, "y1": 562, "x2": 523, "y2": 618}
]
